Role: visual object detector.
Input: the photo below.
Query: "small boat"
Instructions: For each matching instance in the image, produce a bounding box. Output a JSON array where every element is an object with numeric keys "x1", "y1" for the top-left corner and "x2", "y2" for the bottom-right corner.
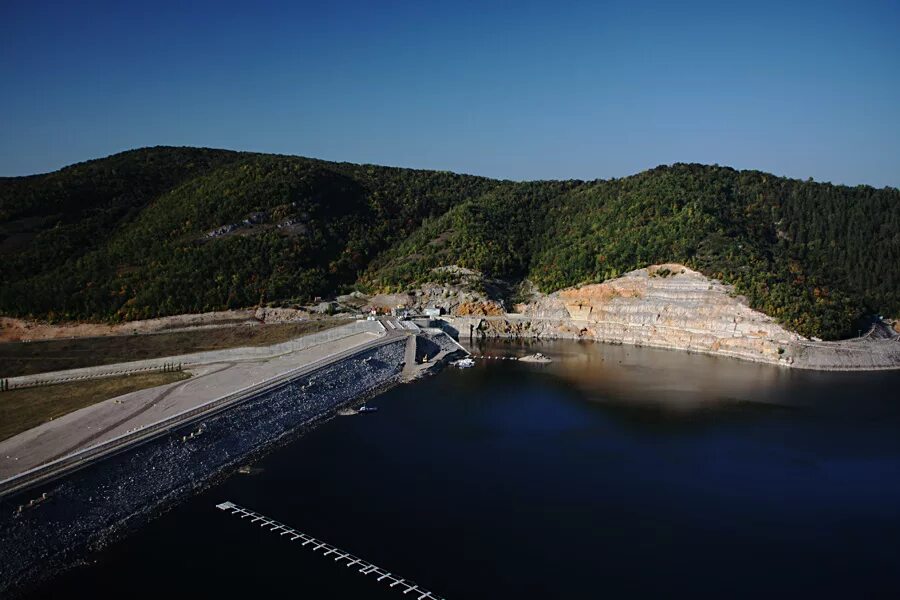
[
  {"x1": 519, "y1": 352, "x2": 552, "y2": 364},
  {"x1": 357, "y1": 405, "x2": 379, "y2": 413},
  {"x1": 453, "y1": 358, "x2": 476, "y2": 368}
]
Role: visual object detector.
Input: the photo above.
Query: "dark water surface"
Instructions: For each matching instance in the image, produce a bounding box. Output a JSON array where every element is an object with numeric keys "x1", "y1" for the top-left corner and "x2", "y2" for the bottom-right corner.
[{"x1": 28, "y1": 340, "x2": 900, "y2": 598}]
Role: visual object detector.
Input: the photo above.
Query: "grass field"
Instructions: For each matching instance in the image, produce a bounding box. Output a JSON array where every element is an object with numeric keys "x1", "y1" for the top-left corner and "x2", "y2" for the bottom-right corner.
[
  {"x1": 0, "y1": 318, "x2": 351, "y2": 378},
  {"x1": 0, "y1": 371, "x2": 191, "y2": 442}
]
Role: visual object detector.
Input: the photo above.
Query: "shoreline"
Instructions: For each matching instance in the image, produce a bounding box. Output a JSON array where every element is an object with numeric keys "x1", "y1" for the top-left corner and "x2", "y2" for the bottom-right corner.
[
  {"x1": 447, "y1": 316, "x2": 900, "y2": 372},
  {"x1": 0, "y1": 333, "x2": 464, "y2": 596}
]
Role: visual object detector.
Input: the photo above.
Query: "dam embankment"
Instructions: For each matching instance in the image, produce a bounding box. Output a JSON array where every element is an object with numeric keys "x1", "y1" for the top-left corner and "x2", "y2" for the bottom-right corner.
[{"x1": 0, "y1": 328, "x2": 464, "y2": 595}]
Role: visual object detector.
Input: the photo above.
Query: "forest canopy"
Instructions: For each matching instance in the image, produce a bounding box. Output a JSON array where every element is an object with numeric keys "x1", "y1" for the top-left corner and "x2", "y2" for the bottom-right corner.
[{"x1": 1, "y1": 147, "x2": 898, "y2": 340}]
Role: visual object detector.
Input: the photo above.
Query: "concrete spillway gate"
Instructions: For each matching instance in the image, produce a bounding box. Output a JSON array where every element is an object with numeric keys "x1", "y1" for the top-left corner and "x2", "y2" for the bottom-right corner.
[{"x1": 216, "y1": 501, "x2": 445, "y2": 599}]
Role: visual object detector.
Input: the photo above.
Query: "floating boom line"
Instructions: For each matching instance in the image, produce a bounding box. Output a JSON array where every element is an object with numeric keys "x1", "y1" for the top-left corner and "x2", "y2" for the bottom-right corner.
[{"x1": 216, "y1": 501, "x2": 445, "y2": 599}]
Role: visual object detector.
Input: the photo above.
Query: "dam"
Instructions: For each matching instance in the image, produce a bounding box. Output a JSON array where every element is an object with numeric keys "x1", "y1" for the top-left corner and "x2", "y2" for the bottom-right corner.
[{"x1": 0, "y1": 320, "x2": 465, "y2": 594}]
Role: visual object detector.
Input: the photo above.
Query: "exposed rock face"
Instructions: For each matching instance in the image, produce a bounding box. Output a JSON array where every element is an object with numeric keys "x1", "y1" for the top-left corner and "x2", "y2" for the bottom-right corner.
[
  {"x1": 515, "y1": 264, "x2": 800, "y2": 365},
  {"x1": 253, "y1": 307, "x2": 311, "y2": 323},
  {"x1": 453, "y1": 301, "x2": 505, "y2": 316},
  {"x1": 453, "y1": 264, "x2": 900, "y2": 370},
  {"x1": 365, "y1": 267, "x2": 504, "y2": 316},
  {"x1": 364, "y1": 293, "x2": 415, "y2": 312}
]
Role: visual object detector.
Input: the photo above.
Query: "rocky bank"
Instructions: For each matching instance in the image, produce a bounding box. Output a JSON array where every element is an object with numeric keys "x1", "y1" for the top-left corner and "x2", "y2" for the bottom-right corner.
[{"x1": 450, "y1": 264, "x2": 900, "y2": 371}]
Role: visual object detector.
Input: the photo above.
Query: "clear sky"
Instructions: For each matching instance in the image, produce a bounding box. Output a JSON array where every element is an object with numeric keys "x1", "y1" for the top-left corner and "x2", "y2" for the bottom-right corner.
[{"x1": 1, "y1": 0, "x2": 898, "y2": 187}]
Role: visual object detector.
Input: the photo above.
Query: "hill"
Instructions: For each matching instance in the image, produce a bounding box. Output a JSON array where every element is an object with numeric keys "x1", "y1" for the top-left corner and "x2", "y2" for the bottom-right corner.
[{"x1": 2, "y1": 147, "x2": 898, "y2": 340}]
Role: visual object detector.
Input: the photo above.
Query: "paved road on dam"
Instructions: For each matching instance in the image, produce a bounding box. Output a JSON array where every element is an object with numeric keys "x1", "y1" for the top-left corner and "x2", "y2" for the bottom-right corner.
[{"x1": 0, "y1": 319, "x2": 416, "y2": 491}]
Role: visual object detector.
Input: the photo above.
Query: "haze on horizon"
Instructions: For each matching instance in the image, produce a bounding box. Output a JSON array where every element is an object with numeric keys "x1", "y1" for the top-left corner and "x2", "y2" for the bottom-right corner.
[{"x1": 1, "y1": 0, "x2": 898, "y2": 188}]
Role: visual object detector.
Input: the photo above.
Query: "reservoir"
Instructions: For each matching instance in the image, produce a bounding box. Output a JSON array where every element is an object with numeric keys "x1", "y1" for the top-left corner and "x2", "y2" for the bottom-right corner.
[{"x1": 25, "y1": 339, "x2": 900, "y2": 598}]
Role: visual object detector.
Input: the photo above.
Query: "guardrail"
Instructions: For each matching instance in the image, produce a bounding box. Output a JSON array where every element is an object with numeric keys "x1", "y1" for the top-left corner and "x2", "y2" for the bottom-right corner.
[{"x1": 0, "y1": 330, "x2": 400, "y2": 499}]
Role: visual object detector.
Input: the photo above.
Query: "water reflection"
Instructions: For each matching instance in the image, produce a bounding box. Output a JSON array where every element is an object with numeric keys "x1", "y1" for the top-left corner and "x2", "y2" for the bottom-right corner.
[
  {"x1": 25, "y1": 338, "x2": 900, "y2": 600},
  {"x1": 471, "y1": 338, "x2": 885, "y2": 418}
]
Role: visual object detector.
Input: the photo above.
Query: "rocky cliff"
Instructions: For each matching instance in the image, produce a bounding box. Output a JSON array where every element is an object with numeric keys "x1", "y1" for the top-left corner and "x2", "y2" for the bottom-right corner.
[
  {"x1": 452, "y1": 264, "x2": 900, "y2": 370},
  {"x1": 519, "y1": 264, "x2": 799, "y2": 365}
]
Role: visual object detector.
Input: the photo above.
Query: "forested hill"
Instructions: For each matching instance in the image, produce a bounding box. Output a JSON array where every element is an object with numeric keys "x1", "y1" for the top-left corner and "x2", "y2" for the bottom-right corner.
[{"x1": 1, "y1": 146, "x2": 898, "y2": 340}]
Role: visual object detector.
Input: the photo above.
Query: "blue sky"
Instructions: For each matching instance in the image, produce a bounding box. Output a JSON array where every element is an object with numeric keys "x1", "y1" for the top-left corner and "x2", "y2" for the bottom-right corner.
[{"x1": 1, "y1": 0, "x2": 898, "y2": 187}]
